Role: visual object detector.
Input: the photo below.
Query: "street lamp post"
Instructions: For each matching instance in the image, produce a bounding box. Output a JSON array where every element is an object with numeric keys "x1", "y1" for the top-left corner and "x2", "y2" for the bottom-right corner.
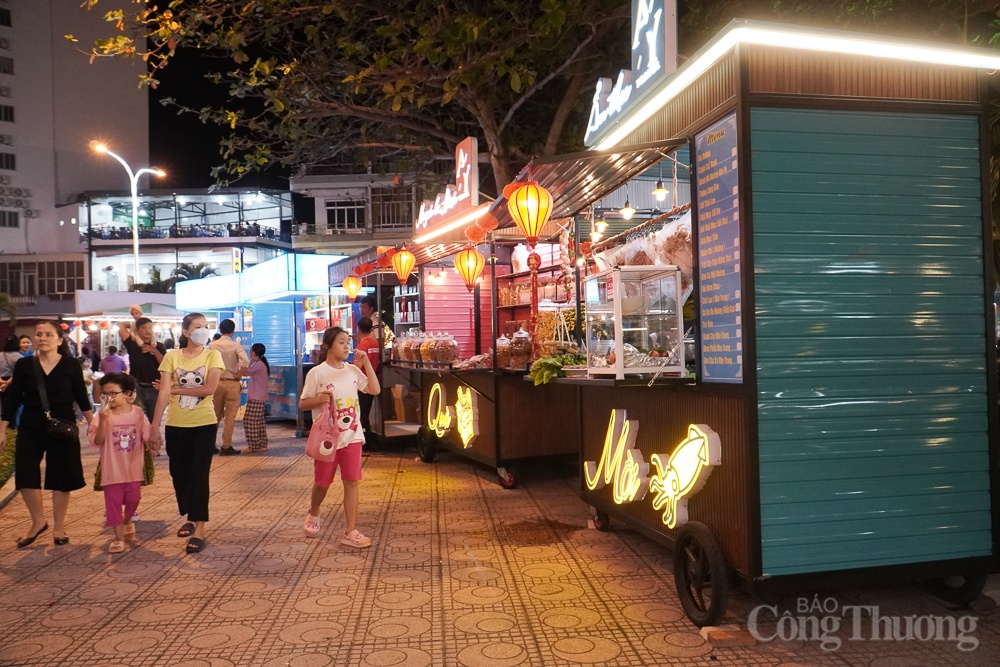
[{"x1": 92, "y1": 142, "x2": 165, "y2": 288}]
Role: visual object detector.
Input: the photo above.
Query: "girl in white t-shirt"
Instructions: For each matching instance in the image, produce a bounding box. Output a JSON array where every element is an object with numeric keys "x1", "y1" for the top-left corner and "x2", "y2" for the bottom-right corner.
[{"x1": 299, "y1": 326, "x2": 380, "y2": 547}]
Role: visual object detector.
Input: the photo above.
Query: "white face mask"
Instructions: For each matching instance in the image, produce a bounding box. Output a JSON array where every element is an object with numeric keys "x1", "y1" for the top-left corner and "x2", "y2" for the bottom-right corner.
[{"x1": 188, "y1": 328, "x2": 213, "y2": 346}]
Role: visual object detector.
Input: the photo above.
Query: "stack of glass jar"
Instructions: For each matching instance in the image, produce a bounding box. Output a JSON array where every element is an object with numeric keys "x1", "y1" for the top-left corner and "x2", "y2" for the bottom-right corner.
[{"x1": 391, "y1": 331, "x2": 459, "y2": 367}]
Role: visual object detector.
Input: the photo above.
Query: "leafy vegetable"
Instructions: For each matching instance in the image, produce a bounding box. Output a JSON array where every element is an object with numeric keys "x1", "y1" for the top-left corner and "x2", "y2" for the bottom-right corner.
[{"x1": 528, "y1": 353, "x2": 587, "y2": 385}]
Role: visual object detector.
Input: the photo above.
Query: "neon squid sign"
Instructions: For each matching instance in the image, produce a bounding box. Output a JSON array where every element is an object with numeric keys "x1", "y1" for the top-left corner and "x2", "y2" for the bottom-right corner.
[
  {"x1": 426, "y1": 382, "x2": 479, "y2": 448},
  {"x1": 583, "y1": 411, "x2": 721, "y2": 529}
]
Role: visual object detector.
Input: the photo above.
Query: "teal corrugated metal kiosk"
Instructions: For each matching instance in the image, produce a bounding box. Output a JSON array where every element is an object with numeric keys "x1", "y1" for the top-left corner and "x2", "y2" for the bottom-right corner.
[{"x1": 569, "y1": 18, "x2": 1000, "y2": 627}]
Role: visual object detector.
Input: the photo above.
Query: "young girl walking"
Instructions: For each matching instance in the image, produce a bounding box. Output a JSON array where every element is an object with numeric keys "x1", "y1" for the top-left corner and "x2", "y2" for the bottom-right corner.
[
  {"x1": 88, "y1": 373, "x2": 152, "y2": 553},
  {"x1": 243, "y1": 343, "x2": 269, "y2": 453},
  {"x1": 299, "y1": 327, "x2": 379, "y2": 547}
]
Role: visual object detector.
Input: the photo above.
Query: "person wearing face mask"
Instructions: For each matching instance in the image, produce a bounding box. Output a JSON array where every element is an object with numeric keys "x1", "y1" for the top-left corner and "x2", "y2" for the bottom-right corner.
[{"x1": 148, "y1": 312, "x2": 224, "y2": 554}]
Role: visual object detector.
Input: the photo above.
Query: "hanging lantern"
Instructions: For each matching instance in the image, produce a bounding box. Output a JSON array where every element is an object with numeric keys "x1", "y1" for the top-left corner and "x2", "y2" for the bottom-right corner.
[
  {"x1": 386, "y1": 247, "x2": 397, "y2": 259},
  {"x1": 391, "y1": 247, "x2": 416, "y2": 283},
  {"x1": 60, "y1": 322, "x2": 69, "y2": 331},
  {"x1": 376, "y1": 254, "x2": 393, "y2": 269},
  {"x1": 454, "y1": 245, "x2": 486, "y2": 292},
  {"x1": 99, "y1": 321, "x2": 109, "y2": 329},
  {"x1": 342, "y1": 275, "x2": 362, "y2": 300},
  {"x1": 72, "y1": 319, "x2": 82, "y2": 327},
  {"x1": 479, "y1": 212, "x2": 499, "y2": 231},
  {"x1": 507, "y1": 181, "x2": 552, "y2": 247},
  {"x1": 352, "y1": 265, "x2": 366, "y2": 277},
  {"x1": 465, "y1": 224, "x2": 487, "y2": 244}
]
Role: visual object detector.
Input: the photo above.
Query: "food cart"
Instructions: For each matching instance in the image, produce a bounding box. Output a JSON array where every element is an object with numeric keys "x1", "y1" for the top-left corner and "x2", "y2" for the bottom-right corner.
[{"x1": 484, "y1": 16, "x2": 1000, "y2": 626}]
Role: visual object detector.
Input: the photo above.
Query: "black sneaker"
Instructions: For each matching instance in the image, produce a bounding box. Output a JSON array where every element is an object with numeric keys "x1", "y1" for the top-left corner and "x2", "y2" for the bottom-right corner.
[{"x1": 220, "y1": 447, "x2": 241, "y2": 456}]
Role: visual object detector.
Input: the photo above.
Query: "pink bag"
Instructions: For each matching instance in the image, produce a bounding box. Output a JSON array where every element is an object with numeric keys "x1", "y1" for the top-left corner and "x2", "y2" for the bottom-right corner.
[{"x1": 305, "y1": 399, "x2": 338, "y2": 462}]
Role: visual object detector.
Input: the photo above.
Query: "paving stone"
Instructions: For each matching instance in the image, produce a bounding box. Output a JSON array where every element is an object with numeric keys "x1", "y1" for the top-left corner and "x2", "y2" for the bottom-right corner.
[{"x1": 0, "y1": 423, "x2": 998, "y2": 666}]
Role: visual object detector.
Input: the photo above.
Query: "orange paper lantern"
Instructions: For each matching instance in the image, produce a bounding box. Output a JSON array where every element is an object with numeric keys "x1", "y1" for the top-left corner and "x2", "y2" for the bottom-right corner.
[
  {"x1": 342, "y1": 275, "x2": 362, "y2": 300},
  {"x1": 454, "y1": 245, "x2": 486, "y2": 293},
  {"x1": 352, "y1": 265, "x2": 365, "y2": 277},
  {"x1": 376, "y1": 254, "x2": 393, "y2": 268},
  {"x1": 60, "y1": 322, "x2": 69, "y2": 330},
  {"x1": 391, "y1": 247, "x2": 416, "y2": 283},
  {"x1": 502, "y1": 182, "x2": 521, "y2": 199},
  {"x1": 506, "y1": 181, "x2": 552, "y2": 247},
  {"x1": 386, "y1": 248, "x2": 397, "y2": 259}
]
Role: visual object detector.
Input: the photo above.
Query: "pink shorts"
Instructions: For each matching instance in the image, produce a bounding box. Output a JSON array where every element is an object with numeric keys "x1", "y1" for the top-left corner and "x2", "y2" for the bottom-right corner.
[{"x1": 314, "y1": 441, "x2": 363, "y2": 486}]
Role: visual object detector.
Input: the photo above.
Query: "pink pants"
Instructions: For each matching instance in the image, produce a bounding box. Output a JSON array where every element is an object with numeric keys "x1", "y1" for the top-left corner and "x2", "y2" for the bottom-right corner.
[{"x1": 103, "y1": 481, "x2": 141, "y2": 527}]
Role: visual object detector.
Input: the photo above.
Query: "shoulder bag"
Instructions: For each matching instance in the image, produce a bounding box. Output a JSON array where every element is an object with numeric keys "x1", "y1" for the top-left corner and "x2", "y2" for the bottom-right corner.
[
  {"x1": 305, "y1": 398, "x2": 338, "y2": 462},
  {"x1": 32, "y1": 356, "x2": 80, "y2": 442}
]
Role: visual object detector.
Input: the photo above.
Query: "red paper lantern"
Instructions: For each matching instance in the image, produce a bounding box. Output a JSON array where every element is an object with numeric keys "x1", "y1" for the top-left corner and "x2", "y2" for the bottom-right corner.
[
  {"x1": 99, "y1": 321, "x2": 109, "y2": 329},
  {"x1": 502, "y1": 182, "x2": 521, "y2": 199},
  {"x1": 465, "y1": 224, "x2": 487, "y2": 244},
  {"x1": 386, "y1": 248, "x2": 397, "y2": 259},
  {"x1": 342, "y1": 276, "x2": 362, "y2": 300},
  {"x1": 506, "y1": 181, "x2": 552, "y2": 247},
  {"x1": 376, "y1": 255, "x2": 393, "y2": 269},
  {"x1": 60, "y1": 322, "x2": 69, "y2": 330},
  {"x1": 479, "y1": 213, "x2": 499, "y2": 231},
  {"x1": 454, "y1": 245, "x2": 486, "y2": 293},
  {"x1": 391, "y1": 248, "x2": 416, "y2": 283},
  {"x1": 72, "y1": 320, "x2": 82, "y2": 327},
  {"x1": 352, "y1": 265, "x2": 365, "y2": 277}
]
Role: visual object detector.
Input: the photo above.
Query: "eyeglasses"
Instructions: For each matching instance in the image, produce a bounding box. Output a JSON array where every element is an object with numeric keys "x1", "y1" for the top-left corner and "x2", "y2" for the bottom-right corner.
[{"x1": 99, "y1": 391, "x2": 125, "y2": 398}]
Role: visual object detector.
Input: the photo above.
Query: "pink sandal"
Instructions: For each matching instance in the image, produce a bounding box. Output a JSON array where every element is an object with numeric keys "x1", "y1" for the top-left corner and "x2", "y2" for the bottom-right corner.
[{"x1": 303, "y1": 513, "x2": 321, "y2": 537}]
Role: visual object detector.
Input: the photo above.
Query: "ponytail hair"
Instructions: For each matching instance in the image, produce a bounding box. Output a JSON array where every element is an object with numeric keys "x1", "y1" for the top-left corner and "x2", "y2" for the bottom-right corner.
[
  {"x1": 319, "y1": 327, "x2": 349, "y2": 361},
  {"x1": 36, "y1": 320, "x2": 72, "y2": 357},
  {"x1": 251, "y1": 342, "x2": 269, "y2": 374},
  {"x1": 178, "y1": 312, "x2": 206, "y2": 349}
]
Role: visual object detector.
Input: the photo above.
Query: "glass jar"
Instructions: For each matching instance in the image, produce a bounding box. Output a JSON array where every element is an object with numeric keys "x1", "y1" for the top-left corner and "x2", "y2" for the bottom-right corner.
[
  {"x1": 509, "y1": 328, "x2": 532, "y2": 371},
  {"x1": 437, "y1": 333, "x2": 459, "y2": 365},
  {"x1": 496, "y1": 334, "x2": 511, "y2": 370}
]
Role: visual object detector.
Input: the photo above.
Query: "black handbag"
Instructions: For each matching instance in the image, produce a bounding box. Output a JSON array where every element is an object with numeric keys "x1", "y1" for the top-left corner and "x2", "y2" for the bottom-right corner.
[{"x1": 32, "y1": 356, "x2": 80, "y2": 443}]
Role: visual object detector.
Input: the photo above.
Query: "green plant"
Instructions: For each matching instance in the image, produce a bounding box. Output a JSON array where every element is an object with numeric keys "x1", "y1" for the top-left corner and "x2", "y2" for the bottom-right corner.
[
  {"x1": 528, "y1": 353, "x2": 586, "y2": 385},
  {"x1": 0, "y1": 428, "x2": 15, "y2": 490}
]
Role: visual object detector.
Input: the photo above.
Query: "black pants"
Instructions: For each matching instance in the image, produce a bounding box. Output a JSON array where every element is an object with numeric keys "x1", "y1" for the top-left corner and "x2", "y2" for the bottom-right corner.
[
  {"x1": 359, "y1": 392, "x2": 374, "y2": 434},
  {"x1": 15, "y1": 425, "x2": 85, "y2": 492},
  {"x1": 165, "y1": 423, "x2": 217, "y2": 522}
]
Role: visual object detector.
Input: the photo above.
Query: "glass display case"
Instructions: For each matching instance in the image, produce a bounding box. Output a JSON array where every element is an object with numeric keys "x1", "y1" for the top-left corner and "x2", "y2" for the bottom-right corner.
[{"x1": 584, "y1": 266, "x2": 684, "y2": 379}]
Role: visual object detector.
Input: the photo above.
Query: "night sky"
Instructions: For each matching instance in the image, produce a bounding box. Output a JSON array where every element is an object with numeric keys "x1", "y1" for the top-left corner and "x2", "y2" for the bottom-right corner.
[{"x1": 148, "y1": 48, "x2": 289, "y2": 191}]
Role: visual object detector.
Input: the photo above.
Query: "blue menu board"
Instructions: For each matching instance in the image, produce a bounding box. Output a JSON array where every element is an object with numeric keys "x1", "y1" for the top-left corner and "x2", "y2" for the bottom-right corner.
[{"x1": 696, "y1": 113, "x2": 742, "y2": 383}]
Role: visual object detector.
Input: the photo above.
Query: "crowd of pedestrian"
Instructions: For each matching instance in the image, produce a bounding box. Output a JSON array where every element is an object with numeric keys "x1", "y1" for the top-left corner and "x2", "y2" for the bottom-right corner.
[{"x1": 0, "y1": 305, "x2": 376, "y2": 555}]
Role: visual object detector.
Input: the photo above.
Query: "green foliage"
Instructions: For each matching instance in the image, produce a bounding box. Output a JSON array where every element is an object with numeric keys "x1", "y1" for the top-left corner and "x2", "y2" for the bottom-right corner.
[
  {"x1": 528, "y1": 353, "x2": 587, "y2": 385},
  {"x1": 0, "y1": 292, "x2": 17, "y2": 325},
  {"x1": 80, "y1": 0, "x2": 631, "y2": 190},
  {"x1": 0, "y1": 429, "x2": 15, "y2": 491}
]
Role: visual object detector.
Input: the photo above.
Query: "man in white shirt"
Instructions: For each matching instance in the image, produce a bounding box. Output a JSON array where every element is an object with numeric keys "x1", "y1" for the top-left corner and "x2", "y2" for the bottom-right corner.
[{"x1": 210, "y1": 319, "x2": 249, "y2": 455}]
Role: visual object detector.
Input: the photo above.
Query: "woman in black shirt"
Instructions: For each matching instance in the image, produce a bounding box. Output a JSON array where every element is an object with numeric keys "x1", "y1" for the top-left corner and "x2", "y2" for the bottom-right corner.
[{"x1": 0, "y1": 321, "x2": 94, "y2": 547}]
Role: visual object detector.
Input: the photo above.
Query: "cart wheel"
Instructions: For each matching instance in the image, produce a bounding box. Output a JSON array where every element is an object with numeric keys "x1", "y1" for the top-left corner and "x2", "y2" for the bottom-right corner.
[
  {"x1": 592, "y1": 509, "x2": 611, "y2": 532},
  {"x1": 924, "y1": 574, "x2": 988, "y2": 606},
  {"x1": 498, "y1": 466, "x2": 519, "y2": 489},
  {"x1": 416, "y1": 427, "x2": 436, "y2": 463},
  {"x1": 673, "y1": 521, "x2": 729, "y2": 627}
]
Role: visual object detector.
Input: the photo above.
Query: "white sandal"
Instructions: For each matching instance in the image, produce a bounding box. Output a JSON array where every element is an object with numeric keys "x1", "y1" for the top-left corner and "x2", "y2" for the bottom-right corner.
[
  {"x1": 303, "y1": 513, "x2": 321, "y2": 537},
  {"x1": 108, "y1": 540, "x2": 126, "y2": 554}
]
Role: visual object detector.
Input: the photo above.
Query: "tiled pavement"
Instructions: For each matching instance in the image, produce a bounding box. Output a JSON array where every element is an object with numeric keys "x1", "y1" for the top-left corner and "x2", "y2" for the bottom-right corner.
[{"x1": 0, "y1": 423, "x2": 998, "y2": 666}]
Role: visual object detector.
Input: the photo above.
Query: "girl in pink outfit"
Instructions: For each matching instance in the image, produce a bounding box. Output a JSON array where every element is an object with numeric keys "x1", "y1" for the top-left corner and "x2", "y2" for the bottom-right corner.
[{"x1": 89, "y1": 372, "x2": 152, "y2": 554}]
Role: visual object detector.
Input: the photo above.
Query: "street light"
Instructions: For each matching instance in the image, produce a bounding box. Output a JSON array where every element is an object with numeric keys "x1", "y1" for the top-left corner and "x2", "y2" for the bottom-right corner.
[{"x1": 91, "y1": 141, "x2": 166, "y2": 288}]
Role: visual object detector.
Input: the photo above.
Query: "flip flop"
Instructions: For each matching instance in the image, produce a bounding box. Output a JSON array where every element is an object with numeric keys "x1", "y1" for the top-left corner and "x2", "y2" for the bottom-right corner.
[
  {"x1": 185, "y1": 537, "x2": 207, "y2": 553},
  {"x1": 176, "y1": 522, "x2": 195, "y2": 538}
]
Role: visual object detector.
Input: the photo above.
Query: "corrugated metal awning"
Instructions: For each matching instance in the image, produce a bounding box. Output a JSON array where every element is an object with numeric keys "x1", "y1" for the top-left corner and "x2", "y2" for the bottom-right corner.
[{"x1": 488, "y1": 138, "x2": 686, "y2": 229}]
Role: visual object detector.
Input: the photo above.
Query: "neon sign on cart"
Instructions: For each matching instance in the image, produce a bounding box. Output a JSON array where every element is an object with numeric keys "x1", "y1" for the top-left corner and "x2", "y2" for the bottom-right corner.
[
  {"x1": 426, "y1": 382, "x2": 480, "y2": 448},
  {"x1": 583, "y1": 410, "x2": 721, "y2": 529}
]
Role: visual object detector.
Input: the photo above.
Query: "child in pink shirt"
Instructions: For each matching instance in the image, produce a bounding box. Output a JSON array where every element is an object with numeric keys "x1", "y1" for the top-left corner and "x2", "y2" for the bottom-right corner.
[{"x1": 88, "y1": 373, "x2": 152, "y2": 554}]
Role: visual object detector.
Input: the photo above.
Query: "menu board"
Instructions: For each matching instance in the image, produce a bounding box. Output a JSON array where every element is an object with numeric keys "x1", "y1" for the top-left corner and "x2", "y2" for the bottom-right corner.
[{"x1": 696, "y1": 113, "x2": 742, "y2": 383}]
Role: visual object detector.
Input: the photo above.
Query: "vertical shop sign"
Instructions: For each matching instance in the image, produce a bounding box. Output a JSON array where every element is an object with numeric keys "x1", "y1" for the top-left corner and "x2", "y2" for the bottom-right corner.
[
  {"x1": 414, "y1": 137, "x2": 479, "y2": 233},
  {"x1": 696, "y1": 112, "x2": 742, "y2": 383}
]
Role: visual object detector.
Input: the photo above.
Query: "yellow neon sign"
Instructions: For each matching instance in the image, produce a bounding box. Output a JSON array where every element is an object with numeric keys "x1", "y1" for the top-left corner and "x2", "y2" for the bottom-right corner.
[
  {"x1": 426, "y1": 382, "x2": 479, "y2": 448},
  {"x1": 583, "y1": 409, "x2": 649, "y2": 505},
  {"x1": 649, "y1": 424, "x2": 721, "y2": 529},
  {"x1": 455, "y1": 386, "x2": 479, "y2": 448},
  {"x1": 426, "y1": 382, "x2": 454, "y2": 438}
]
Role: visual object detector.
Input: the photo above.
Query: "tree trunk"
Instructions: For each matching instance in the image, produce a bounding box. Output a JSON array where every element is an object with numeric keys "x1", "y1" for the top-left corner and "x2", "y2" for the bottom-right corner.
[{"x1": 543, "y1": 72, "x2": 587, "y2": 157}]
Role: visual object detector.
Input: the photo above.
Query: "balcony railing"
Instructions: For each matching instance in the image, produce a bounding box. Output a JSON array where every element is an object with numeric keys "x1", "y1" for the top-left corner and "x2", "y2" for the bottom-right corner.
[{"x1": 83, "y1": 222, "x2": 290, "y2": 244}]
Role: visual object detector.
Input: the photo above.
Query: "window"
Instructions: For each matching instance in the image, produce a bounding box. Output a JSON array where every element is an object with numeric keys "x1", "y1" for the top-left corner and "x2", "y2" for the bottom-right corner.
[
  {"x1": 325, "y1": 199, "x2": 367, "y2": 233},
  {"x1": 0, "y1": 9, "x2": 10, "y2": 28},
  {"x1": 371, "y1": 186, "x2": 414, "y2": 230},
  {"x1": 0, "y1": 261, "x2": 85, "y2": 297},
  {"x1": 0, "y1": 209, "x2": 16, "y2": 228},
  {"x1": 0, "y1": 105, "x2": 11, "y2": 123},
  {"x1": 0, "y1": 57, "x2": 11, "y2": 75},
  {"x1": 0, "y1": 152, "x2": 14, "y2": 170}
]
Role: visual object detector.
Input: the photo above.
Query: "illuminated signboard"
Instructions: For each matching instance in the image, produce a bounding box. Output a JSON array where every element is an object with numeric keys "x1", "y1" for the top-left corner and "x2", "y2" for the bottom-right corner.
[
  {"x1": 649, "y1": 424, "x2": 721, "y2": 529},
  {"x1": 426, "y1": 382, "x2": 479, "y2": 448},
  {"x1": 415, "y1": 137, "x2": 479, "y2": 234},
  {"x1": 584, "y1": 412, "x2": 721, "y2": 528},
  {"x1": 584, "y1": 0, "x2": 676, "y2": 146},
  {"x1": 583, "y1": 409, "x2": 650, "y2": 505}
]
